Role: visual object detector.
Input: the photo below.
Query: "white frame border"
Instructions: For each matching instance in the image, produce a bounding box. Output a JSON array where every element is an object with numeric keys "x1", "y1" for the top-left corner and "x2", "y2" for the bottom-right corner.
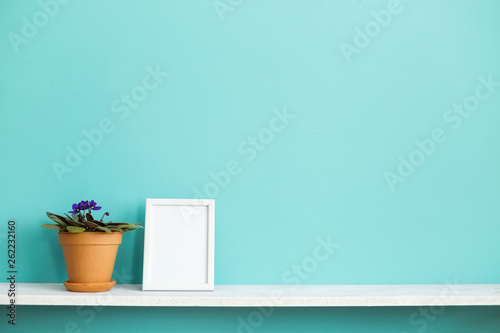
[{"x1": 142, "y1": 198, "x2": 214, "y2": 291}]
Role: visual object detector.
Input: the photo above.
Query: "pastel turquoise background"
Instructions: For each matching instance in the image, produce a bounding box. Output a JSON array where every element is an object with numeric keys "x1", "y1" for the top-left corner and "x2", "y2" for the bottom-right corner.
[{"x1": 1, "y1": 0, "x2": 500, "y2": 332}]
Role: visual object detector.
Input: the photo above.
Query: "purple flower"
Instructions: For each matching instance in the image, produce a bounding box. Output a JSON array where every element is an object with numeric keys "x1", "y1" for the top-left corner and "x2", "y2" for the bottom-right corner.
[
  {"x1": 81, "y1": 200, "x2": 89, "y2": 210},
  {"x1": 89, "y1": 200, "x2": 101, "y2": 211},
  {"x1": 69, "y1": 203, "x2": 82, "y2": 214}
]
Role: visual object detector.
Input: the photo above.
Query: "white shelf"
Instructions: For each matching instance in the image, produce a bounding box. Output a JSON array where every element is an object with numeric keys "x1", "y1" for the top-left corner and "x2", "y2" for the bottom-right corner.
[{"x1": 1, "y1": 283, "x2": 500, "y2": 307}]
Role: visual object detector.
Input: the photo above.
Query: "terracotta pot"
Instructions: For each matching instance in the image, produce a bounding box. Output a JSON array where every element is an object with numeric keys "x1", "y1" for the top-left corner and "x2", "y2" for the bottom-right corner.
[{"x1": 59, "y1": 232, "x2": 123, "y2": 292}]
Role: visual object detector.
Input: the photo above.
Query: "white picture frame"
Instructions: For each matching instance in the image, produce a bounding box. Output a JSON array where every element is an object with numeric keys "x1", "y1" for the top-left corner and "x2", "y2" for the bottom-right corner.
[{"x1": 142, "y1": 198, "x2": 215, "y2": 291}]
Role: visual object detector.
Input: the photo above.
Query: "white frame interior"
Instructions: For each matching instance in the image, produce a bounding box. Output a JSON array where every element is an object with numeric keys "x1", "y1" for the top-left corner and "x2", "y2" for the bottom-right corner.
[{"x1": 142, "y1": 198, "x2": 214, "y2": 291}]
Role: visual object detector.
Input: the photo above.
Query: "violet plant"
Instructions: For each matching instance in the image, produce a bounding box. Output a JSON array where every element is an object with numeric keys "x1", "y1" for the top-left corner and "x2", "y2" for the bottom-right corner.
[{"x1": 42, "y1": 200, "x2": 143, "y2": 233}]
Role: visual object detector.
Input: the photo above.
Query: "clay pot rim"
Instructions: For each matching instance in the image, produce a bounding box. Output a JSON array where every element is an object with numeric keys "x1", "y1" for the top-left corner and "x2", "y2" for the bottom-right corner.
[{"x1": 59, "y1": 231, "x2": 123, "y2": 245}]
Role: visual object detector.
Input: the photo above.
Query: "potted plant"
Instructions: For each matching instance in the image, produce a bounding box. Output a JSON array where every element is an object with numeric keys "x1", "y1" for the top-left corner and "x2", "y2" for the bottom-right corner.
[{"x1": 42, "y1": 200, "x2": 143, "y2": 292}]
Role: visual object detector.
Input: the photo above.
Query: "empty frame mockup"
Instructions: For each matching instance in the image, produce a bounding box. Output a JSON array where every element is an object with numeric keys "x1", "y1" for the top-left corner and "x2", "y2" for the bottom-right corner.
[{"x1": 142, "y1": 199, "x2": 214, "y2": 291}]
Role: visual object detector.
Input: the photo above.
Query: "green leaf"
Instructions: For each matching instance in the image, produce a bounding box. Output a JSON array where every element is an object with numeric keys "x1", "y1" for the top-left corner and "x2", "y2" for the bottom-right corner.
[
  {"x1": 95, "y1": 226, "x2": 111, "y2": 233},
  {"x1": 104, "y1": 223, "x2": 131, "y2": 228},
  {"x1": 66, "y1": 226, "x2": 86, "y2": 233},
  {"x1": 90, "y1": 220, "x2": 106, "y2": 227},
  {"x1": 119, "y1": 224, "x2": 138, "y2": 230},
  {"x1": 65, "y1": 218, "x2": 86, "y2": 227},
  {"x1": 41, "y1": 224, "x2": 62, "y2": 231},
  {"x1": 46, "y1": 212, "x2": 69, "y2": 227},
  {"x1": 71, "y1": 214, "x2": 80, "y2": 222},
  {"x1": 108, "y1": 227, "x2": 123, "y2": 232},
  {"x1": 83, "y1": 221, "x2": 100, "y2": 229},
  {"x1": 103, "y1": 223, "x2": 142, "y2": 231}
]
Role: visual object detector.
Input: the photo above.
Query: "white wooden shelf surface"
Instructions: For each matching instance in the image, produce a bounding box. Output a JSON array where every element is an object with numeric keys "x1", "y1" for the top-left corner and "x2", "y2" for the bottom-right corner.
[{"x1": 1, "y1": 283, "x2": 500, "y2": 307}]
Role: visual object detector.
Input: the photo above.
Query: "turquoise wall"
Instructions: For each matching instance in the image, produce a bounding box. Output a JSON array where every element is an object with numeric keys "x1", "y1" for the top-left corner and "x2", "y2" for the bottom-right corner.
[{"x1": 1, "y1": 0, "x2": 500, "y2": 331}]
